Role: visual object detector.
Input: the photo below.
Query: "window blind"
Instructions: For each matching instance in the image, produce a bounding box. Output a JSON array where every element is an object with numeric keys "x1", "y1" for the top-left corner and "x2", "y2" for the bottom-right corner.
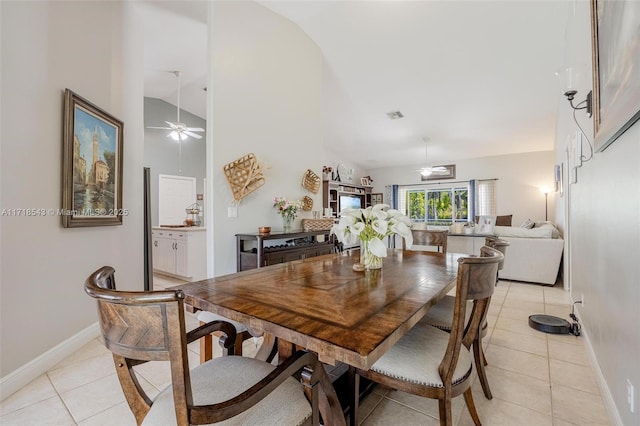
[{"x1": 476, "y1": 180, "x2": 496, "y2": 216}]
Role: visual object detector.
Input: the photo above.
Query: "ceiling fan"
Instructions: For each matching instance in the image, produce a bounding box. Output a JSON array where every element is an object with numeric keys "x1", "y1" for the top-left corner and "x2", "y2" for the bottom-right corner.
[
  {"x1": 418, "y1": 138, "x2": 448, "y2": 177},
  {"x1": 147, "y1": 70, "x2": 204, "y2": 142}
]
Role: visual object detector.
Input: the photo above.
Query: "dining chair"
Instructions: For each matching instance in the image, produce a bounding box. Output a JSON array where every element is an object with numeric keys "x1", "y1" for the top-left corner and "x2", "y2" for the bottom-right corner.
[
  {"x1": 355, "y1": 246, "x2": 503, "y2": 425},
  {"x1": 485, "y1": 236, "x2": 510, "y2": 285},
  {"x1": 404, "y1": 229, "x2": 448, "y2": 254},
  {"x1": 85, "y1": 266, "x2": 341, "y2": 425},
  {"x1": 418, "y1": 237, "x2": 509, "y2": 400}
]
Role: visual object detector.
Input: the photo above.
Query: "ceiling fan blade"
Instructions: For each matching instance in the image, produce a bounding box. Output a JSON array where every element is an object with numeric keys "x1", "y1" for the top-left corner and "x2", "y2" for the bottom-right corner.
[
  {"x1": 183, "y1": 131, "x2": 202, "y2": 139},
  {"x1": 165, "y1": 121, "x2": 179, "y2": 128},
  {"x1": 147, "y1": 126, "x2": 172, "y2": 130},
  {"x1": 185, "y1": 127, "x2": 204, "y2": 132}
]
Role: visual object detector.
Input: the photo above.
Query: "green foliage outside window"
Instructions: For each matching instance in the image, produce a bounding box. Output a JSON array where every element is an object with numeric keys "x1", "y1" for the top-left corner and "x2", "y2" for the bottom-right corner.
[{"x1": 406, "y1": 187, "x2": 469, "y2": 223}]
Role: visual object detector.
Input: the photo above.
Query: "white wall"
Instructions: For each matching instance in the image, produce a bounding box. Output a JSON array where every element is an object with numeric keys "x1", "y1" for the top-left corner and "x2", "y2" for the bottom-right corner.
[
  {"x1": 210, "y1": 1, "x2": 325, "y2": 276},
  {"x1": 367, "y1": 151, "x2": 556, "y2": 226},
  {"x1": 0, "y1": 1, "x2": 144, "y2": 378},
  {"x1": 555, "y1": 2, "x2": 640, "y2": 424}
]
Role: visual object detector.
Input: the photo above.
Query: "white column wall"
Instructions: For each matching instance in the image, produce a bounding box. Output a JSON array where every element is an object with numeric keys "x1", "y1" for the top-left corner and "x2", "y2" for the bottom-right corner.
[{"x1": 210, "y1": 1, "x2": 324, "y2": 276}]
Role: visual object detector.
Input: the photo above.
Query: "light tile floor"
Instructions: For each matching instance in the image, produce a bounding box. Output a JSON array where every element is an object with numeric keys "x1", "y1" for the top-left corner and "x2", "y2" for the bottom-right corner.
[{"x1": 1, "y1": 276, "x2": 611, "y2": 425}]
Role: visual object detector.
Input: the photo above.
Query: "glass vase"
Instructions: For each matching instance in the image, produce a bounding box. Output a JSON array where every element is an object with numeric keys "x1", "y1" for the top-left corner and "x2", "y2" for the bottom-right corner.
[
  {"x1": 360, "y1": 239, "x2": 382, "y2": 269},
  {"x1": 282, "y1": 215, "x2": 293, "y2": 232}
]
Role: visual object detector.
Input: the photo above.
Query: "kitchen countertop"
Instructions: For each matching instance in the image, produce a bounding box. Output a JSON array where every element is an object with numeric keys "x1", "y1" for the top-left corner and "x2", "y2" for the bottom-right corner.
[{"x1": 153, "y1": 226, "x2": 206, "y2": 232}]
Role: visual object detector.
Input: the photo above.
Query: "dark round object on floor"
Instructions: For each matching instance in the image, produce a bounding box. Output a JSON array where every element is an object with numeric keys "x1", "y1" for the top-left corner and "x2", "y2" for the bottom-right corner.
[{"x1": 528, "y1": 314, "x2": 572, "y2": 334}]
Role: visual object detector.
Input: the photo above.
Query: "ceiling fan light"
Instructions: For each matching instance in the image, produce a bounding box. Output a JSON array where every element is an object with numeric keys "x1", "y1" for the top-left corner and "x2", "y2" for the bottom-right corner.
[{"x1": 170, "y1": 131, "x2": 188, "y2": 142}]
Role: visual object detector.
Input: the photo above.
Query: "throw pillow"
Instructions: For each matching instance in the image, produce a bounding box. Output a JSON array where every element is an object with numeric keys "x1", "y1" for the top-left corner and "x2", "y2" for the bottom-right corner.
[
  {"x1": 521, "y1": 218, "x2": 535, "y2": 229},
  {"x1": 495, "y1": 214, "x2": 513, "y2": 226}
]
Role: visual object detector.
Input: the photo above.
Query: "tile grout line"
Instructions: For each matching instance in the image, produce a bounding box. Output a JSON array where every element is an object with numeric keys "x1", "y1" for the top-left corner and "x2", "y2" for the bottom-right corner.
[{"x1": 45, "y1": 371, "x2": 79, "y2": 425}]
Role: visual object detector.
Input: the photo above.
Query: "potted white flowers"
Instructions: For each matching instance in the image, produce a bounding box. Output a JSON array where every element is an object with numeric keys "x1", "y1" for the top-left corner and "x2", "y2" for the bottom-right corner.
[{"x1": 331, "y1": 204, "x2": 413, "y2": 269}]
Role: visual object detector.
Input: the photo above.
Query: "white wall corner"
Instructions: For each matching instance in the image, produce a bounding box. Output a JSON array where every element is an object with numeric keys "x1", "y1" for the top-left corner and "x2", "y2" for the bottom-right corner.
[{"x1": 0, "y1": 323, "x2": 100, "y2": 401}]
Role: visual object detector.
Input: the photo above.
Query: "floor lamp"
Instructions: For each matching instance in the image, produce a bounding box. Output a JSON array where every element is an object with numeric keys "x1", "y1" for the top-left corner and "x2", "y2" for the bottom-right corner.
[{"x1": 541, "y1": 188, "x2": 550, "y2": 221}]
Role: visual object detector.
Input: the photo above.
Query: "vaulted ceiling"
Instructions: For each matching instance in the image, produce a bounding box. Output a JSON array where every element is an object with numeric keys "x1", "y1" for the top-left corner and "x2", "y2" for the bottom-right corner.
[{"x1": 141, "y1": 1, "x2": 571, "y2": 168}]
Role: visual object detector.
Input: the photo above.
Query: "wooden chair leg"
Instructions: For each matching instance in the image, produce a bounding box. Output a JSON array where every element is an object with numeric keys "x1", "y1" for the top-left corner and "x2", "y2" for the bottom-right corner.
[
  {"x1": 473, "y1": 339, "x2": 492, "y2": 399},
  {"x1": 463, "y1": 388, "x2": 481, "y2": 426},
  {"x1": 438, "y1": 396, "x2": 453, "y2": 426}
]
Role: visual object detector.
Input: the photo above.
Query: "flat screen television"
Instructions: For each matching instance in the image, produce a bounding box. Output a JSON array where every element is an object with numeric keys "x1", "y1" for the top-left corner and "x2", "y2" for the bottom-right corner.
[{"x1": 340, "y1": 195, "x2": 362, "y2": 212}]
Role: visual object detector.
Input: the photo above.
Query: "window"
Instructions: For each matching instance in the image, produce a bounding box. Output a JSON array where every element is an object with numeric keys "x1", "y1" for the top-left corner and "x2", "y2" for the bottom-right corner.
[{"x1": 403, "y1": 184, "x2": 469, "y2": 224}]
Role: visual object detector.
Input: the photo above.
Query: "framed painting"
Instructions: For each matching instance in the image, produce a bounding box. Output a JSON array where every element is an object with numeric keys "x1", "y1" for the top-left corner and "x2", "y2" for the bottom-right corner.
[
  {"x1": 590, "y1": 0, "x2": 640, "y2": 152},
  {"x1": 62, "y1": 89, "x2": 124, "y2": 227}
]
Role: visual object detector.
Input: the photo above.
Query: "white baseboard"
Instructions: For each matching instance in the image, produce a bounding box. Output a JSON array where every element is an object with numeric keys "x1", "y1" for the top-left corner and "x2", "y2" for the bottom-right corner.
[
  {"x1": 578, "y1": 311, "x2": 623, "y2": 426},
  {"x1": 0, "y1": 322, "x2": 100, "y2": 401}
]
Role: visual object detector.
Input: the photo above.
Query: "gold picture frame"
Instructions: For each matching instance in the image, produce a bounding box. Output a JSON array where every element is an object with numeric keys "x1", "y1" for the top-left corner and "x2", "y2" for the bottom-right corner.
[
  {"x1": 62, "y1": 89, "x2": 124, "y2": 227},
  {"x1": 590, "y1": 0, "x2": 640, "y2": 152}
]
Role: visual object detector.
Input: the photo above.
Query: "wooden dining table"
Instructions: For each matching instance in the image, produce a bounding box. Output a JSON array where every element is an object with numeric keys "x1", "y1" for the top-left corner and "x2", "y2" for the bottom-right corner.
[
  {"x1": 174, "y1": 248, "x2": 461, "y2": 369},
  {"x1": 172, "y1": 248, "x2": 462, "y2": 424}
]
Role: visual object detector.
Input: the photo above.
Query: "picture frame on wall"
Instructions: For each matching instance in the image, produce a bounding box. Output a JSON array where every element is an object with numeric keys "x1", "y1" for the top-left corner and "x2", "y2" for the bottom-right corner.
[
  {"x1": 62, "y1": 89, "x2": 124, "y2": 227},
  {"x1": 590, "y1": 0, "x2": 640, "y2": 152}
]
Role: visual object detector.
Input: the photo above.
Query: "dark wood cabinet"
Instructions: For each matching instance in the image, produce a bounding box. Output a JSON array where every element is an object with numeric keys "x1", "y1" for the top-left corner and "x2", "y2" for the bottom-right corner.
[{"x1": 235, "y1": 230, "x2": 334, "y2": 272}]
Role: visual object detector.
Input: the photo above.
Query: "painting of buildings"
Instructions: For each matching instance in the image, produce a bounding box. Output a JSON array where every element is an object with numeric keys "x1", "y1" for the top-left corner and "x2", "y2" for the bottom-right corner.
[{"x1": 72, "y1": 106, "x2": 117, "y2": 215}]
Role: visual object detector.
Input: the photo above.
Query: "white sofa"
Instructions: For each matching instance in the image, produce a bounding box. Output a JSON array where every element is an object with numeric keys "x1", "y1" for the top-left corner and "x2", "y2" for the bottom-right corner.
[{"x1": 493, "y1": 223, "x2": 564, "y2": 286}]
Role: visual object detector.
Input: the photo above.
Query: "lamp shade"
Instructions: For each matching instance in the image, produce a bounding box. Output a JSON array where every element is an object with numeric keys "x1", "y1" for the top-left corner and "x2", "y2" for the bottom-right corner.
[{"x1": 555, "y1": 66, "x2": 587, "y2": 94}]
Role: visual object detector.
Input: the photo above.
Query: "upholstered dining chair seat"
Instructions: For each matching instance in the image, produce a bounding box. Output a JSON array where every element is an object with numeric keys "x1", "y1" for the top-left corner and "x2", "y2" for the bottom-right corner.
[
  {"x1": 370, "y1": 322, "x2": 473, "y2": 388},
  {"x1": 421, "y1": 296, "x2": 488, "y2": 336},
  {"x1": 143, "y1": 356, "x2": 311, "y2": 426},
  {"x1": 422, "y1": 296, "x2": 471, "y2": 331}
]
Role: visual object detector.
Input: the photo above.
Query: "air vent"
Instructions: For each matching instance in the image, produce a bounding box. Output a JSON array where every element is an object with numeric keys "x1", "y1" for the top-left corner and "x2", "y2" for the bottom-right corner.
[{"x1": 386, "y1": 111, "x2": 404, "y2": 120}]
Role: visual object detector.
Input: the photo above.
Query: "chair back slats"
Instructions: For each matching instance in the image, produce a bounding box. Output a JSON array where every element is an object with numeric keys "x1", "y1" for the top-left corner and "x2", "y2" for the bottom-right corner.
[
  {"x1": 406, "y1": 229, "x2": 448, "y2": 254},
  {"x1": 99, "y1": 301, "x2": 173, "y2": 362},
  {"x1": 438, "y1": 246, "x2": 503, "y2": 385}
]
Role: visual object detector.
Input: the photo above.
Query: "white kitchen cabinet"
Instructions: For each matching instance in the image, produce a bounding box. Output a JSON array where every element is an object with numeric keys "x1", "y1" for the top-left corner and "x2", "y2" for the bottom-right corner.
[{"x1": 152, "y1": 227, "x2": 206, "y2": 281}]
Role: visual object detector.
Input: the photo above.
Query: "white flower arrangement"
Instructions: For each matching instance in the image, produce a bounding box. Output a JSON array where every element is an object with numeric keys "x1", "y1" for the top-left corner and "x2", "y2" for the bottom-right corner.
[{"x1": 331, "y1": 204, "x2": 413, "y2": 258}]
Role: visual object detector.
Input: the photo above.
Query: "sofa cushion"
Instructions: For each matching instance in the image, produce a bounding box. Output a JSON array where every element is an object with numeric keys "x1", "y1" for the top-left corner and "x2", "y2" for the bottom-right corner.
[
  {"x1": 495, "y1": 215, "x2": 513, "y2": 226},
  {"x1": 494, "y1": 226, "x2": 553, "y2": 239},
  {"x1": 520, "y1": 218, "x2": 535, "y2": 229},
  {"x1": 476, "y1": 215, "x2": 512, "y2": 226},
  {"x1": 534, "y1": 222, "x2": 561, "y2": 238}
]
